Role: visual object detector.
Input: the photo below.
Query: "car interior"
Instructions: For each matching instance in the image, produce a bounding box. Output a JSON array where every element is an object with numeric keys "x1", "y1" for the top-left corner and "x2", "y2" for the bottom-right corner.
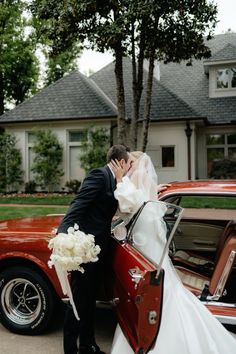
[{"x1": 163, "y1": 195, "x2": 236, "y2": 306}]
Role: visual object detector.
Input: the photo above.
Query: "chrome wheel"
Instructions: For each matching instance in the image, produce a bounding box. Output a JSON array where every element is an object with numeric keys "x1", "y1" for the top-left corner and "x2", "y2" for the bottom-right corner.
[{"x1": 1, "y1": 278, "x2": 42, "y2": 326}]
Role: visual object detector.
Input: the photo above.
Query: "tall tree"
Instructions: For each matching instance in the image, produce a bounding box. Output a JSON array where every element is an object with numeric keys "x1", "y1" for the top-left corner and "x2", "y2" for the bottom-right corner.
[
  {"x1": 0, "y1": 0, "x2": 39, "y2": 114},
  {"x1": 30, "y1": 1, "x2": 217, "y2": 149},
  {"x1": 29, "y1": 1, "x2": 81, "y2": 87}
]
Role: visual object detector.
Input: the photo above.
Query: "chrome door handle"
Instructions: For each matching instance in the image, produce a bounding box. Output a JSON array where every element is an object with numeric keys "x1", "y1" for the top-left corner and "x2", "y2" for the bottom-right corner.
[{"x1": 128, "y1": 268, "x2": 143, "y2": 284}]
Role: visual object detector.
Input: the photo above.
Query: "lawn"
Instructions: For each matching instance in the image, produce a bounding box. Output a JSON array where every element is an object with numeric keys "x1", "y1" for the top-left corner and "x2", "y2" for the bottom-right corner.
[
  {"x1": 0, "y1": 193, "x2": 74, "y2": 205},
  {"x1": 0, "y1": 206, "x2": 68, "y2": 221},
  {"x1": 0, "y1": 193, "x2": 71, "y2": 220}
]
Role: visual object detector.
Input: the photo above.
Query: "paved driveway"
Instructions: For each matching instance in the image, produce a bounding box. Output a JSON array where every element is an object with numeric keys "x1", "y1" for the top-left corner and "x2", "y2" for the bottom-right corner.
[
  {"x1": 0, "y1": 306, "x2": 235, "y2": 354},
  {"x1": 0, "y1": 307, "x2": 116, "y2": 354}
]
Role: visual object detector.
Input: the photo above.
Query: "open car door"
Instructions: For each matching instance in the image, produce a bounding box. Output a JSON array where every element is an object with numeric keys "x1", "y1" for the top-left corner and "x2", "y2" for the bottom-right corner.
[{"x1": 109, "y1": 202, "x2": 183, "y2": 354}]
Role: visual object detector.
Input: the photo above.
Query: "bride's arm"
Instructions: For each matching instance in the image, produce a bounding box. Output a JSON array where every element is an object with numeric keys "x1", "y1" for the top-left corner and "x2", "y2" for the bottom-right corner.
[{"x1": 110, "y1": 159, "x2": 145, "y2": 214}]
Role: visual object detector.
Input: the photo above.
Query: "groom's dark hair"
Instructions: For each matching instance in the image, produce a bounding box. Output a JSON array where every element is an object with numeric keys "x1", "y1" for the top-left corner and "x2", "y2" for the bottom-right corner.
[{"x1": 107, "y1": 144, "x2": 130, "y2": 163}]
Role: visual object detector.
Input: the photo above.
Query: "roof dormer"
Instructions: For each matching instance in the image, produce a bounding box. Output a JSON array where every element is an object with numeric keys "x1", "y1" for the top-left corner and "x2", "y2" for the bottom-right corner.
[{"x1": 204, "y1": 44, "x2": 236, "y2": 98}]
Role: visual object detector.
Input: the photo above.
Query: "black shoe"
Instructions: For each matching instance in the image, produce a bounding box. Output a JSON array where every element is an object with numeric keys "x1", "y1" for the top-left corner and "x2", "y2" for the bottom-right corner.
[{"x1": 78, "y1": 344, "x2": 106, "y2": 354}]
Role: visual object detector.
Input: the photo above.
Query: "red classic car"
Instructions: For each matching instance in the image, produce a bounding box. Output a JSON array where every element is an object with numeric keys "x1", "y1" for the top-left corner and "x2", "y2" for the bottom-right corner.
[{"x1": 0, "y1": 180, "x2": 235, "y2": 353}]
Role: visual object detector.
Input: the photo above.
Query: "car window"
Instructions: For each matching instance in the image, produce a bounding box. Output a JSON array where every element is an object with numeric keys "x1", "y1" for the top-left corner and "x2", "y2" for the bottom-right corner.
[
  {"x1": 178, "y1": 195, "x2": 236, "y2": 209},
  {"x1": 127, "y1": 201, "x2": 183, "y2": 267},
  {"x1": 162, "y1": 195, "x2": 236, "y2": 220}
]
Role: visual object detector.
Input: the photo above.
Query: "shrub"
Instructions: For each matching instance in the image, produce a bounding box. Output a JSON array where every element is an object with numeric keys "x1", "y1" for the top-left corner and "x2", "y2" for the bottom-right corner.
[
  {"x1": 0, "y1": 132, "x2": 23, "y2": 193},
  {"x1": 31, "y1": 129, "x2": 64, "y2": 192},
  {"x1": 80, "y1": 127, "x2": 110, "y2": 174},
  {"x1": 210, "y1": 158, "x2": 236, "y2": 179},
  {"x1": 25, "y1": 180, "x2": 37, "y2": 194},
  {"x1": 65, "y1": 179, "x2": 81, "y2": 193}
]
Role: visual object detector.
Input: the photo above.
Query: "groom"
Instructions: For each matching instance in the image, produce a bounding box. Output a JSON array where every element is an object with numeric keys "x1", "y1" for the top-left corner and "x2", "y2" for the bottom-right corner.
[{"x1": 57, "y1": 144, "x2": 132, "y2": 354}]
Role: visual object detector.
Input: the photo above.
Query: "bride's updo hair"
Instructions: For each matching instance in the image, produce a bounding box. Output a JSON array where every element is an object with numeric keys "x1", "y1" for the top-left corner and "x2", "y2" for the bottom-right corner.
[{"x1": 131, "y1": 151, "x2": 143, "y2": 159}]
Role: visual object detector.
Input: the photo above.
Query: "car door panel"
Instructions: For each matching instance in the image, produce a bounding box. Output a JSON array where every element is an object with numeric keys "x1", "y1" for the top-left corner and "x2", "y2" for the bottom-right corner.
[
  {"x1": 174, "y1": 221, "x2": 223, "y2": 252},
  {"x1": 109, "y1": 237, "x2": 164, "y2": 354}
]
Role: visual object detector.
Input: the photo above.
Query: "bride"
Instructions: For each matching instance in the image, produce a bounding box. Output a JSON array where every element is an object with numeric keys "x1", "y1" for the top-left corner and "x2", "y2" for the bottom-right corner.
[{"x1": 110, "y1": 152, "x2": 236, "y2": 354}]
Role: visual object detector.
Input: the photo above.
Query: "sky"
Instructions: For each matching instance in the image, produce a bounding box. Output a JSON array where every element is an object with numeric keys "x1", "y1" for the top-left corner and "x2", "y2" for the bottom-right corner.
[{"x1": 78, "y1": 0, "x2": 236, "y2": 75}]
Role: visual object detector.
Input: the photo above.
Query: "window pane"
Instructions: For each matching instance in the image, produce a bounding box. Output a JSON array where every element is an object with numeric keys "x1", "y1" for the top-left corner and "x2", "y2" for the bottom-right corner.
[
  {"x1": 230, "y1": 68, "x2": 236, "y2": 88},
  {"x1": 216, "y1": 68, "x2": 229, "y2": 88},
  {"x1": 207, "y1": 148, "x2": 224, "y2": 176},
  {"x1": 206, "y1": 134, "x2": 224, "y2": 145},
  {"x1": 229, "y1": 148, "x2": 236, "y2": 160},
  {"x1": 69, "y1": 131, "x2": 86, "y2": 142},
  {"x1": 69, "y1": 146, "x2": 85, "y2": 181},
  {"x1": 28, "y1": 132, "x2": 36, "y2": 144},
  {"x1": 227, "y1": 134, "x2": 236, "y2": 144},
  {"x1": 178, "y1": 196, "x2": 236, "y2": 209},
  {"x1": 162, "y1": 146, "x2": 175, "y2": 167}
]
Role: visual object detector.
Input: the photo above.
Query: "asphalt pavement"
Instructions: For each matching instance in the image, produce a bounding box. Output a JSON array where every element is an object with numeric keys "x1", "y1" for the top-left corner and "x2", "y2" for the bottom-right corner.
[
  {"x1": 0, "y1": 306, "x2": 235, "y2": 354},
  {"x1": 0, "y1": 307, "x2": 117, "y2": 354}
]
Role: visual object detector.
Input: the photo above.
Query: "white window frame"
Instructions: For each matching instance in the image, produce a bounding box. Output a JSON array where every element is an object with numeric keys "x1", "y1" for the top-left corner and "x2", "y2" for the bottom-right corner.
[{"x1": 209, "y1": 63, "x2": 236, "y2": 98}]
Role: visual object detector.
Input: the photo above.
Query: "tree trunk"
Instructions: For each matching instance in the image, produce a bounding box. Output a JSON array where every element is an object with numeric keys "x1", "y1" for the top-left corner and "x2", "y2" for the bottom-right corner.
[
  {"x1": 114, "y1": 44, "x2": 127, "y2": 145},
  {"x1": 142, "y1": 51, "x2": 155, "y2": 152},
  {"x1": 130, "y1": 22, "x2": 145, "y2": 150},
  {"x1": 0, "y1": 71, "x2": 4, "y2": 115}
]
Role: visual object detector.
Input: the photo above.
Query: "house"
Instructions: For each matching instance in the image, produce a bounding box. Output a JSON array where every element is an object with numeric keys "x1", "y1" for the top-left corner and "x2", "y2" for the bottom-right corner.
[{"x1": 0, "y1": 32, "x2": 235, "y2": 189}]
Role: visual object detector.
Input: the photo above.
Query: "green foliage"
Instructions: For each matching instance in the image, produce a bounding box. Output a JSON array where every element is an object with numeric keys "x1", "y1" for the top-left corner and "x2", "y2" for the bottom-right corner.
[
  {"x1": 44, "y1": 46, "x2": 80, "y2": 86},
  {"x1": 31, "y1": 129, "x2": 64, "y2": 191},
  {"x1": 30, "y1": 1, "x2": 218, "y2": 147},
  {"x1": 80, "y1": 127, "x2": 110, "y2": 174},
  {"x1": 0, "y1": 1, "x2": 39, "y2": 114},
  {"x1": 25, "y1": 180, "x2": 37, "y2": 194},
  {"x1": 29, "y1": 1, "x2": 81, "y2": 87},
  {"x1": 0, "y1": 132, "x2": 23, "y2": 192},
  {"x1": 65, "y1": 179, "x2": 81, "y2": 193},
  {"x1": 210, "y1": 159, "x2": 236, "y2": 179}
]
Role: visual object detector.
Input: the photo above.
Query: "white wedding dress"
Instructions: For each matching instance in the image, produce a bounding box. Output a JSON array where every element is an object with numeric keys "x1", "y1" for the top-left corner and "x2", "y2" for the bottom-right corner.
[{"x1": 111, "y1": 171, "x2": 236, "y2": 354}]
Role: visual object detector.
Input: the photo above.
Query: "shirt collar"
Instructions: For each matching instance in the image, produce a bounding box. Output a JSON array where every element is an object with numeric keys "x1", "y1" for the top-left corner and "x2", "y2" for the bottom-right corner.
[{"x1": 107, "y1": 163, "x2": 115, "y2": 179}]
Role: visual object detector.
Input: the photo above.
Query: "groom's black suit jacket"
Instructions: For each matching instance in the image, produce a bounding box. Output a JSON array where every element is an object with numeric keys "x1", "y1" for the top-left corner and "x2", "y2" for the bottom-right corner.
[{"x1": 57, "y1": 165, "x2": 117, "y2": 255}]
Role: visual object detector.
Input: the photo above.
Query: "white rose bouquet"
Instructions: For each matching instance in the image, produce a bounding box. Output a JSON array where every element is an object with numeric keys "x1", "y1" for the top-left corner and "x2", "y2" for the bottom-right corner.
[
  {"x1": 48, "y1": 224, "x2": 101, "y2": 320},
  {"x1": 48, "y1": 224, "x2": 101, "y2": 273}
]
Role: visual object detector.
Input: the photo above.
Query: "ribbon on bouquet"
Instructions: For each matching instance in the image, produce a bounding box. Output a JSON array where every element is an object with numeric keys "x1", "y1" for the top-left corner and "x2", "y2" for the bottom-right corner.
[{"x1": 54, "y1": 264, "x2": 80, "y2": 320}]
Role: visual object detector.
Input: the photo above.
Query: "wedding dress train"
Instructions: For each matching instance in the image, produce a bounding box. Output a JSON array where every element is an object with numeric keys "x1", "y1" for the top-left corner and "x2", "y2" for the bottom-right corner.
[{"x1": 111, "y1": 177, "x2": 236, "y2": 354}]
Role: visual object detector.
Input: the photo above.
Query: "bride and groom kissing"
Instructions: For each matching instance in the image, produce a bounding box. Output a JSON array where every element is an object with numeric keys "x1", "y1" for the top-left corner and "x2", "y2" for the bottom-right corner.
[{"x1": 57, "y1": 144, "x2": 236, "y2": 354}]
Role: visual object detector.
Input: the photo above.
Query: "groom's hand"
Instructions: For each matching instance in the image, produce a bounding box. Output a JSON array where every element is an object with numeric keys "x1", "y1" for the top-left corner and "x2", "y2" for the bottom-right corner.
[{"x1": 110, "y1": 159, "x2": 125, "y2": 183}]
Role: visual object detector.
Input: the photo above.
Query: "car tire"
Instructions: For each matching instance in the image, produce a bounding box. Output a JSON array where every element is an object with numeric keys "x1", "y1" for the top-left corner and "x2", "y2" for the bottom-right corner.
[{"x1": 0, "y1": 266, "x2": 56, "y2": 335}]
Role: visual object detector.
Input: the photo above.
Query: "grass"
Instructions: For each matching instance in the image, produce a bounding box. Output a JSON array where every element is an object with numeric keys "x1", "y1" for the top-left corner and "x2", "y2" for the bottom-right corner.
[
  {"x1": 0, "y1": 206, "x2": 68, "y2": 221},
  {"x1": 0, "y1": 193, "x2": 71, "y2": 220},
  {"x1": 180, "y1": 196, "x2": 236, "y2": 209},
  {"x1": 0, "y1": 193, "x2": 74, "y2": 205}
]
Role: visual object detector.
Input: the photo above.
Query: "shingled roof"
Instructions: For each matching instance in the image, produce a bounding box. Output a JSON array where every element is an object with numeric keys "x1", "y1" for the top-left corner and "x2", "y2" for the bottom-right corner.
[
  {"x1": 0, "y1": 71, "x2": 117, "y2": 123},
  {"x1": 159, "y1": 32, "x2": 236, "y2": 124},
  {"x1": 91, "y1": 57, "x2": 199, "y2": 122},
  {"x1": 204, "y1": 43, "x2": 236, "y2": 63},
  {"x1": 1, "y1": 33, "x2": 236, "y2": 126}
]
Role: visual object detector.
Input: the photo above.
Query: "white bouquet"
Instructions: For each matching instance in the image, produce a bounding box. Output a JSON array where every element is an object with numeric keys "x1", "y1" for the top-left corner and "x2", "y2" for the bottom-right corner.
[{"x1": 48, "y1": 224, "x2": 101, "y2": 273}]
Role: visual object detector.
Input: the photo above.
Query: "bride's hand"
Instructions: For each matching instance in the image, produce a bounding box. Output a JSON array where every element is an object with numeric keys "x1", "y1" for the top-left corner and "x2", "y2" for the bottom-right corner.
[{"x1": 110, "y1": 159, "x2": 125, "y2": 183}]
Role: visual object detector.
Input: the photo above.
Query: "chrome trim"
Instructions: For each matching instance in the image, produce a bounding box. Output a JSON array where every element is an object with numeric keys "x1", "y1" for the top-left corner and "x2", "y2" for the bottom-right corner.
[
  {"x1": 201, "y1": 301, "x2": 236, "y2": 308},
  {"x1": 212, "y1": 250, "x2": 236, "y2": 300},
  {"x1": 215, "y1": 315, "x2": 236, "y2": 325}
]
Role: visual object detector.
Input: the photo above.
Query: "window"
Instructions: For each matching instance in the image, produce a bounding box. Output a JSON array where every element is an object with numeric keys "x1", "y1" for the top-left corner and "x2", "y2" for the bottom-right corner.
[
  {"x1": 206, "y1": 133, "x2": 236, "y2": 177},
  {"x1": 68, "y1": 130, "x2": 86, "y2": 181},
  {"x1": 209, "y1": 65, "x2": 236, "y2": 98},
  {"x1": 216, "y1": 67, "x2": 236, "y2": 89},
  {"x1": 27, "y1": 132, "x2": 36, "y2": 181},
  {"x1": 161, "y1": 146, "x2": 175, "y2": 167},
  {"x1": 69, "y1": 131, "x2": 86, "y2": 143}
]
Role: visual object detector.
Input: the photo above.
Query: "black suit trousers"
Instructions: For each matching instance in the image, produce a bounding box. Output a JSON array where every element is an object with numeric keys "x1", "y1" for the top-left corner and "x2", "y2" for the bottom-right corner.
[{"x1": 63, "y1": 260, "x2": 104, "y2": 354}]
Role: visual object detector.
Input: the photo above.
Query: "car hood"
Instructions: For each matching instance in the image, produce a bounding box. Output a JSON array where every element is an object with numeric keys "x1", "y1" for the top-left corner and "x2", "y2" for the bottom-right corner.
[{"x1": 0, "y1": 215, "x2": 64, "y2": 236}]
